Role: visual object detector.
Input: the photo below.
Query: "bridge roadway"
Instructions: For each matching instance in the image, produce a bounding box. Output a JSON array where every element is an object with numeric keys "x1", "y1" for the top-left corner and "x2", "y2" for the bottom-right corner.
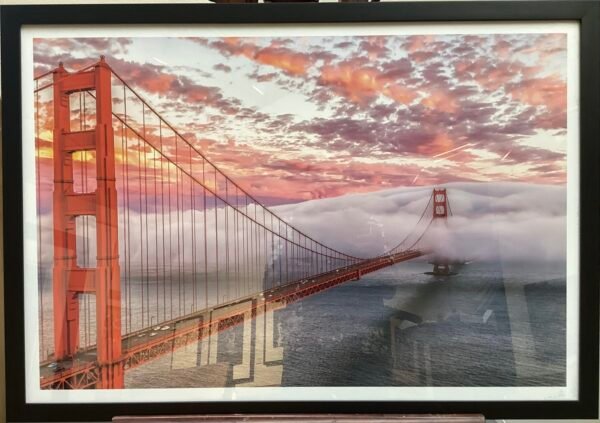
[{"x1": 40, "y1": 249, "x2": 425, "y2": 389}]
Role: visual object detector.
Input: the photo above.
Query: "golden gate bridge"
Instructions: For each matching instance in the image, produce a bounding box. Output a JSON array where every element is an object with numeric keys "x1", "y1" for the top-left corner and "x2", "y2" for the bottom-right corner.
[{"x1": 33, "y1": 57, "x2": 453, "y2": 389}]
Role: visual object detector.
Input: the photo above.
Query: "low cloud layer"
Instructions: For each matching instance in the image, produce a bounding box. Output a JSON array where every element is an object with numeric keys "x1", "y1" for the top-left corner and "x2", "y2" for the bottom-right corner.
[
  {"x1": 35, "y1": 182, "x2": 567, "y2": 274},
  {"x1": 273, "y1": 181, "x2": 567, "y2": 262}
]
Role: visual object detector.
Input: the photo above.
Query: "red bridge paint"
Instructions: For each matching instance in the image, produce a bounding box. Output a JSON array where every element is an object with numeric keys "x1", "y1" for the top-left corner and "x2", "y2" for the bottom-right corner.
[{"x1": 51, "y1": 58, "x2": 122, "y2": 388}]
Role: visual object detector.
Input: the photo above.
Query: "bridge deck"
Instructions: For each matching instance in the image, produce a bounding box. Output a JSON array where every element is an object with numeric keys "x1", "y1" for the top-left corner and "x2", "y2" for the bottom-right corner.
[{"x1": 40, "y1": 250, "x2": 425, "y2": 389}]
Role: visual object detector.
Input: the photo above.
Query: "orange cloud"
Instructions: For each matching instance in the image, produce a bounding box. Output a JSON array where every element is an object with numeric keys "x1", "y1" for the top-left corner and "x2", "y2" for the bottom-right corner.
[
  {"x1": 385, "y1": 85, "x2": 418, "y2": 104},
  {"x1": 143, "y1": 74, "x2": 178, "y2": 93},
  {"x1": 361, "y1": 37, "x2": 389, "y2": 60},
  {"x1": 421, "y1": 90, "x2": 458, "y2": 114},
  {"x1": 456, "y1": 57, "x2": 546, "y2": 94},
  {"x1": 254, "y1": 48, "x2": 311, "y2": 76},
  {"x1": 507, "y1": 75, "x2": 566, "y2": 112},
  {"x1": 405, "y1": 35, "x2": 435, "y2": 53},
  {"x1": 319, "y1": 63, "x2": 417, "y2": 105},
  {"x1": 214, "y1": 38, "x2": 313, "y2": 76},
  {"x1": 494, "y1": 39, "x2": 512, "y2": 60},
  {"x1": 417, "y1": 133, "x2": 455, "y2": 156},
  {"x1": 473, "y1": 63, "x2": 516, "y2": 92}
]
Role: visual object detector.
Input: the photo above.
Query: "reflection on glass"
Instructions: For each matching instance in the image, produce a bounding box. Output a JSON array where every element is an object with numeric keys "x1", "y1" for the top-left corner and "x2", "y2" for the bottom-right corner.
[
  {"x1": 33, "y1": 31, "x2": 570, "y2": 392},
  {"x1": 120, "y1": 260, "x2": 564, "y2": 388}
]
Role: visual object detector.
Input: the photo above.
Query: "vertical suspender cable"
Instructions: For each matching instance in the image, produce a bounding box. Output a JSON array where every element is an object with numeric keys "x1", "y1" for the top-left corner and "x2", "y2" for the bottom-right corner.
[
  {"x1": 202, "y1": 159, "x2": 208, "y2": 308},
  {"x1": 191, "y1": 145, "x2": 197, "y2": 312},
  {"x1": 35, "y1": 80, "x2": 46, "y2": 358},
  {"x1": 214, "y1": 169, "x2": 219, "y2": 303},
  {"x1": 175, "y1": 135, "x2": 182, "y2": 317},
  {"x1": 159, "y1": 122, "x2": 166, "y2": 322}
]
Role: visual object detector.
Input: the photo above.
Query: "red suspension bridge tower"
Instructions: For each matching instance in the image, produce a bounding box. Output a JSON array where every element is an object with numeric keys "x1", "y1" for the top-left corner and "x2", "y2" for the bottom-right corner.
[
  {"x1": 52, "y1": 57, "x2": 123, "y2": 388},
  {"x1": 427, "y1": 188, "x2": 454, "y2": 276},
  {"x1": 433, "y1": 188, "x2": 448, "y2": 220}
]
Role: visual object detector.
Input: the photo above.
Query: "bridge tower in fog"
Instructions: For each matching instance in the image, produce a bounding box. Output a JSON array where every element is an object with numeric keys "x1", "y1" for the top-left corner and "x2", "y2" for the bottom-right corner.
[
  {"x1": 428, "y1": 188, "x2": 454, "y2": 276},
  {"x1": 433, "y1": 188, "x2": 448, "y2": 220}
]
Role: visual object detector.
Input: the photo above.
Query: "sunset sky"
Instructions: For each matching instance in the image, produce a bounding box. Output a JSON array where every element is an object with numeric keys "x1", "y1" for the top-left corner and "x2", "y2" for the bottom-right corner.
[{"x1": 33, "y1": 33, "x2": 568, "y2": 206}]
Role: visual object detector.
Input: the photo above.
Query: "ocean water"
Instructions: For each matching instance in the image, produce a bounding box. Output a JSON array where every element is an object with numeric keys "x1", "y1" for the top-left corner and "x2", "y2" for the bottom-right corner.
[{"x1": 125, "y1": 259, "x2": 566, "y2": 388}]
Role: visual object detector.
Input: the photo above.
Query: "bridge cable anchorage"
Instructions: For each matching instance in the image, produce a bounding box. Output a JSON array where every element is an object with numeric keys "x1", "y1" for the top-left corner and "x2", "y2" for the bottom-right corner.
[{"x1": 36, "y1": 59, "x2": 447, "y2": 389}]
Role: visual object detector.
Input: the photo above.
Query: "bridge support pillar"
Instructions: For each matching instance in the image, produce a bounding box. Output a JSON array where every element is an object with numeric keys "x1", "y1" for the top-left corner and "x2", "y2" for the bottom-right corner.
[
  {"x1": 429, "y1": 188, "x2": 452, "y2": 277},
  {"x1": 94, "y1": 59, "x2": 123, "y2": 389},
  {"x1": 52, "y1": 57, "x2": 123, "y2": 388},
  {"x1": 433, "y1": 188, "x2": 448, "y2": 219}
]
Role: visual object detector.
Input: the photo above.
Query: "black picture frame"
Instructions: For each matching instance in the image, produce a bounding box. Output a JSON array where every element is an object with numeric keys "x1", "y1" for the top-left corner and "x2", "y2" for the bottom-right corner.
[{"x1": 2, "y1": 1, "x2": 599, "y2": 421}]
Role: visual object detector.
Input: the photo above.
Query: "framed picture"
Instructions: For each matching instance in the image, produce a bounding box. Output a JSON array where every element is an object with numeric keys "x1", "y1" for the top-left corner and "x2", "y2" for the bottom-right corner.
[{"x1": 2, "y1": 1, "x2": 599, "y2": 421}]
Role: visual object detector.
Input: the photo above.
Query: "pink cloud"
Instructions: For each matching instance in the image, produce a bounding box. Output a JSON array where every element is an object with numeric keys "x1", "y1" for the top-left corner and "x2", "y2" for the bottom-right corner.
[
  {"x1": 319, "y1": 61, "x2": 418, "y2": 105},
  {"x1": 33, "y1": 33, "x2": 569, "y2": 206},
  {"x1": 420, "y1": 90, "x2": 459, "y2": 114},
  {"x1": 416, "y1": 133, "x2": 455, "y2": 156},
  {"x1": 404, "y1": 35, "x2": 435, "y2": 53},
  {"x1": 507, "y1": 74, "x2": 566, "y2": 113},
  {"x1": 207, "y1": 38, "x2": 315, "y2": 76},
  {"x1": 358, "y1": 37, "x2": 390, "y2": 59}
]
